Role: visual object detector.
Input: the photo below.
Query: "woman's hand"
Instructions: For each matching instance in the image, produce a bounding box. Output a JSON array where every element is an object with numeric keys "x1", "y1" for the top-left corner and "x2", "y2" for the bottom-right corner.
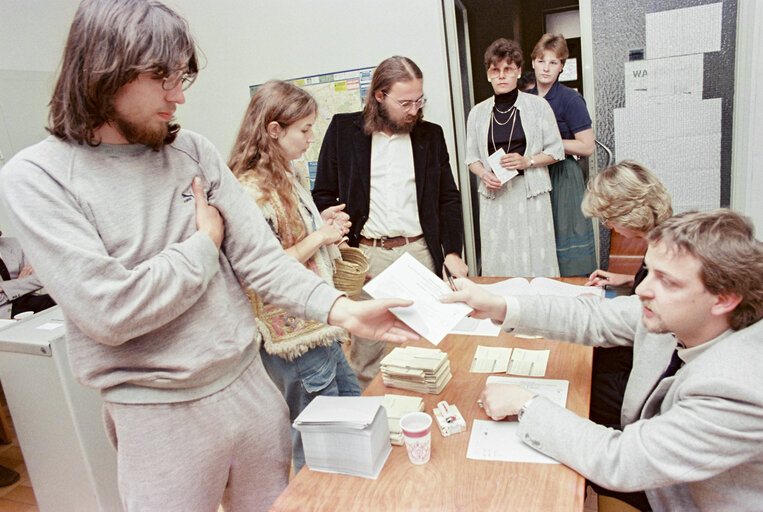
[
  {"x1": 321, "y1": 204, "x2": 351, "y2": 236},
  {"x1": 470, "y1": 161, "x2": 502, "y2": 190},
  {"x1": 500, "y1": 152, "x2": 530, "y2": 170},
  {"x1": 316, "y1": 221, "x2": 344, "y2": 246},
  {"x1": 481, "y1": 170, "x2": 503, "y2": 190},
  {"x1": 585, "y1": 269, "x2": 635, "y2": 288}
]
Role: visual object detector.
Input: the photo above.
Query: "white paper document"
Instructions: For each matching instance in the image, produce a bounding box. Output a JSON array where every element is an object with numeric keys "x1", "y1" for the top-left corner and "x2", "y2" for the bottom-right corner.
[
  {"x1": 481, "y1": 277, "x2": 604, "y2": 299},
  {"x1": 487, "y1": 148, "x2": 518, "y2": 184},
  {"x1": 470, "y1": 346, "x2": 512, "y2": 373},
  {"x1": 506, "y1": 349, "x2": 549, "y2": 377},
  {"x1": 467, "y1": 419, "x2": 559, "y2": 464},
  {"x1": 363, "y1": 252, "x2": 471, "y2": 345},
  {"x1": 449, "y1": 316, "x2": 501, "y2": 336},
  {"x1": 486, "y1": 376, "x2": 569, "y2": 407}
]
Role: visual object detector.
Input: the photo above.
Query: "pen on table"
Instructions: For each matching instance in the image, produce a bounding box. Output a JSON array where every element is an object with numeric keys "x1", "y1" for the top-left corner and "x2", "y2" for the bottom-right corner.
[{"x1": 443, "y1": 263, "x2": 456, "y2": 291}]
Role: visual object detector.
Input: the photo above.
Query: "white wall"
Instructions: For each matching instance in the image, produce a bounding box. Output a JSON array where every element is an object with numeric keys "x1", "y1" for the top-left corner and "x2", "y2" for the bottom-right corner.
[{"x1": 0, "y1": 0, "x2": 457, "y2": 236}]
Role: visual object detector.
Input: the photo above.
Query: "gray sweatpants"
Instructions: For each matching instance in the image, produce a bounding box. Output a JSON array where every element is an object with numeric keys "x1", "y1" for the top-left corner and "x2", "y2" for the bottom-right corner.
[{"x1": 103, "y1": 355, "x2": 291, "y2": 512}]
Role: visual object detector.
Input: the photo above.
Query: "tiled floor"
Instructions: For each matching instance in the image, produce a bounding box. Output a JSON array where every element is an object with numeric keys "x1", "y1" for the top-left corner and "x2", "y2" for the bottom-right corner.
[{"x1": 0, "y1": 397, "x2": 37, "y2": 512}]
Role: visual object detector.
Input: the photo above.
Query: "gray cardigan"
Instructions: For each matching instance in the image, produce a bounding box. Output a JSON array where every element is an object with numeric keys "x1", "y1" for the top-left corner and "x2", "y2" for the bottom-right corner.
[{"x1": 507, "y1": 294, "x2": 763, "y2": 511}]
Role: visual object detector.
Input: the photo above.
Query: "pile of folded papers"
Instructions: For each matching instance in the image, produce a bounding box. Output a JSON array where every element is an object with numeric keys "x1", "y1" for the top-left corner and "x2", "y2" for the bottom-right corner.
[
  {"x1": 380, "y1": 394, "x2": 425, "y2": 445},
  {"x1": 380, "y1": 346, "x2": 452, "y2": 394}
]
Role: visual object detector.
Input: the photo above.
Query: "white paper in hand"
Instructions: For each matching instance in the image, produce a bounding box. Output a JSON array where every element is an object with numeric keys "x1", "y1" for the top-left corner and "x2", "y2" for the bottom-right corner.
[
  {"x1": 363, "y1": 252, "x2": 471, "y2": 345},
  {"x1": 487, "y1": 148, "x2": 518, "y2": 184}
]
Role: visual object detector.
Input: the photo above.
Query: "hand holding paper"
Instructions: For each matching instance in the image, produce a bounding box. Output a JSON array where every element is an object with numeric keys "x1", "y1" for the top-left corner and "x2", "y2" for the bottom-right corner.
[
  {"x1": 363, "y1": 253, "x2": 471, "y2": 345},
  {"x1": 487, "y1": 148, "x2": 518, "y2": 184},
  {"x1": 441, "y1": 278, "x2": 507, "y2": 323},
  {"x1": 327, "y1": 296, "x2": 419, "y2": 344}
]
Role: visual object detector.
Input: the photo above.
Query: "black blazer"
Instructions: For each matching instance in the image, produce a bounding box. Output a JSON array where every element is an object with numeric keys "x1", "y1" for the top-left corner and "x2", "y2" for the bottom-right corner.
[{"x1": 312, "y1": 112, "x2": 464, "y2": 273}]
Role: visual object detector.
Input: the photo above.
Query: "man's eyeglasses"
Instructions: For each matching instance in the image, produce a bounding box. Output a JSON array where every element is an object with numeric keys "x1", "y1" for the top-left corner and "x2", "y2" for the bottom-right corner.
[
  {"x1": 161, "y1": 69, "x2": 196, "y2": 91},
  {"x1": 383, "y1": 92, "x2": 427, "y2": 110}
]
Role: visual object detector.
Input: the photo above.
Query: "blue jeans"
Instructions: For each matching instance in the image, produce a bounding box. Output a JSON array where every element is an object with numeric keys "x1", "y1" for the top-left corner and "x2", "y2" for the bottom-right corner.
[{"x1": 259, "y1": 341, "x2": 361, "y2": 472}]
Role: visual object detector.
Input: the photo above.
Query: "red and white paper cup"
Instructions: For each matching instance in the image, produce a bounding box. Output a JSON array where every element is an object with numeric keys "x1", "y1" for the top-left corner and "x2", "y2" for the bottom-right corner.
[{"x1": 400, "y1": 412, "x2": 432, "y2": 464}]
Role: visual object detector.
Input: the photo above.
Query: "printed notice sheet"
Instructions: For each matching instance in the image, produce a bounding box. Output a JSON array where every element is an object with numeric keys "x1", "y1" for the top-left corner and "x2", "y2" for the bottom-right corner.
[{"x1": 363, "y1": 252, "x2": 471, "y2": 345}]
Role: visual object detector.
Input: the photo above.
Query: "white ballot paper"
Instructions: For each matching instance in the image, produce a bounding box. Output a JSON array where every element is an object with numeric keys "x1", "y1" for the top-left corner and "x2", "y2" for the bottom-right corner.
[
  {"x1": 467, "y1": 376, "x2": 569, "y2": 463},
  {"x1": 363, "y1": 252, "x2": 471, "y2": 345},
  {"x1": 450, "y1": 316, "x2": 501, "y2": 336},
  {"x1": 470, "y1": 347, "x2": 550, "y2": 376},
  {"x1": 467, "y1": 420, "x2": 559, "y2": 464},
  {"x1": 470, "y1": 346, "x2": 512, "y2": 373},
  {"x1": 487, "y1": 148, "x2": 518, "y2": 184},
  {"x1": 486, "y1": 376, "x2": 569, "y2": 406},
  {"x1": 506, "y1": 348, "x2": 549, "y2": 377}
]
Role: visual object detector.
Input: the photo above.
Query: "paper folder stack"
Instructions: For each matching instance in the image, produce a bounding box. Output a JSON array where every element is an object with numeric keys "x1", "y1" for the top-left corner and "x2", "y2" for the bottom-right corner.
[
  {"x1": 293, "y1": 396, "x2": 392, "y2": 479},
  {"x1": 381, "y1": 394, "x2": 425, "y2": 445},
  {"x1": 380, "y1": 346, "x2": 452, "y2": 394}
]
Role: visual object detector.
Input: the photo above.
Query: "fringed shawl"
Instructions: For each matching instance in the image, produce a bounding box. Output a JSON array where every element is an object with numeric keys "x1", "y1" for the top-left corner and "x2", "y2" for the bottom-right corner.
[{"x1": 239, "y1": 168, "x2": 347, "y2": 361}]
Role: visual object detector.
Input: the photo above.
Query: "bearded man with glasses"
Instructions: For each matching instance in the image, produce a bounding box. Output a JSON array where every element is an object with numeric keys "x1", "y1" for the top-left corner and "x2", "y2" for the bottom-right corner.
[{"x1": 313, "y1": 55, "x2": 469, "y2": 389}]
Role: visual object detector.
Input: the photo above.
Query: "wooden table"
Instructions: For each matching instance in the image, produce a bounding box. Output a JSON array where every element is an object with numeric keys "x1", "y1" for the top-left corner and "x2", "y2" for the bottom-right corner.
[{"x1": 271, "y1": 278, "x2": 593, "y2": 512}]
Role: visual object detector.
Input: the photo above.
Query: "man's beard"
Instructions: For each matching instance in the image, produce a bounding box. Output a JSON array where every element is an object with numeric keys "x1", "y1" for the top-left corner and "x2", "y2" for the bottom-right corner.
[
  {"x1": 114, "y1": 116, "x2": 178, "y2": 151},
  {"x1": 378, "y1": 101, "x2": 422, "y2": 134}
]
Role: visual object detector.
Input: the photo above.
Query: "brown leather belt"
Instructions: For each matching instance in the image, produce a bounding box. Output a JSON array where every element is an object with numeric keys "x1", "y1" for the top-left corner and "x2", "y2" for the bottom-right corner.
[{"x1": 359, "y1": 234, "x2": 424, "y2": 249}]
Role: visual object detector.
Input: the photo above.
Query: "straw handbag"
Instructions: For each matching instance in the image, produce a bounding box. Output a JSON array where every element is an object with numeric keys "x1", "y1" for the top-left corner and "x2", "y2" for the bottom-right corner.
[{"x1": 332, "y1": 246, "x2": 369, "y2": 300}]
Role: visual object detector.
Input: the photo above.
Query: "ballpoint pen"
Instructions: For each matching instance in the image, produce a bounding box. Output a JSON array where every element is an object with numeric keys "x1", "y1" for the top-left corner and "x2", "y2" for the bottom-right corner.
[{"x1": 443, "y1": 263, "x2": 456, "y2": 291}]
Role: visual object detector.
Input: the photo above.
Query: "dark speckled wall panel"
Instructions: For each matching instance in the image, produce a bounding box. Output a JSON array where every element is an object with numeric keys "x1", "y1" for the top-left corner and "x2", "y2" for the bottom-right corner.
[{"x1": 591, "y1": 0, "x2": 736, "y2": 269}]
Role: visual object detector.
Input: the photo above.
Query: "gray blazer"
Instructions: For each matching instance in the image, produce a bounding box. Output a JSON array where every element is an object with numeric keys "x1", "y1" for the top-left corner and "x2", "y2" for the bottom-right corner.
[
  {"x1": 0, "y1": 237, "x2": 46, "y2": 319},
  {"x1": 508, "y1": 294, "x2": 763, "y2": 511}
]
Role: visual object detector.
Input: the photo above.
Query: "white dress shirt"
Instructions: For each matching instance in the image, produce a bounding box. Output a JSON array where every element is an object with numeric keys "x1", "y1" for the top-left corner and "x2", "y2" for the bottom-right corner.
[{"x1": 361, "y1": 131, "x2": 423, "y2": 238}]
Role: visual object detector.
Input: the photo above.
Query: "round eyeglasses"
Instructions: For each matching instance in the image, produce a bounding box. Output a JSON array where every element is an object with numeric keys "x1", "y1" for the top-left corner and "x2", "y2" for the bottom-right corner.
[
  {"x1": 162, "y1": 70, "x2": 196, "y2": 91},
  {"x1": 383, "y1": 92, "x2": 427, "y2": 111}
]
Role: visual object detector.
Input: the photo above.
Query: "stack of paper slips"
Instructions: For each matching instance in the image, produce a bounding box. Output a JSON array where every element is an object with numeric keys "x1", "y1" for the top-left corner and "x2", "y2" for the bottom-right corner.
[
  {"x1": 293, "y1": 396, "x2": 391, "y2": 479},
  {"x1": 380, "y1": 394, "x2": 425, "y2": 445},
  {"x1": 380, "y1": 346, "x2": 452, "y2": 394}
]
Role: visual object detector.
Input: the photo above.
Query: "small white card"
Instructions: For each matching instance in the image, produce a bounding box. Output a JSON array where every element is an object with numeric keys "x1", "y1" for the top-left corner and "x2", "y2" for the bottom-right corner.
[
  {"x1": 470, "y1": 345, "x2": 512, "y2": 373},
  {"x1": 507, "y1": 348, "x2": 549, "y2": 377},
  {"x1": 487, "y1": 148, "x2": 518, "y2": 184}
]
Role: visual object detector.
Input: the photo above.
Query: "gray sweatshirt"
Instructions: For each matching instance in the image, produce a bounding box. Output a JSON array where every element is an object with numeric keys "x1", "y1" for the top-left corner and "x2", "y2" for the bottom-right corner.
[{"x1": 0, "y1": 130, "x2": 342, "y2": 403}]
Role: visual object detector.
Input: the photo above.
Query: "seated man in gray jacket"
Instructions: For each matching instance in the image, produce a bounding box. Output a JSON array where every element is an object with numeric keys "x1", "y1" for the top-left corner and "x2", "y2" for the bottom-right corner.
[
  {"x1": 0, "y1": 233, "x2": 55, "y2": 319},
  {"x1": 444, "y1": 209, "x2": 762, "y2": 512}
]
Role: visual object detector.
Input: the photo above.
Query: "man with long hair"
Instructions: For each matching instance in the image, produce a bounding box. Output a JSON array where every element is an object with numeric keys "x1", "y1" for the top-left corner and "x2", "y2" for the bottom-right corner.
[
  {"x1": 313, "y1": 55, "x2": 468, "y2": 388},
  {"x1": 444, "y1": 209, "x2": 763, "y2": 511},
  {"x1": 0, "y1": 1, "x2": 416, "y2": 510}
]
